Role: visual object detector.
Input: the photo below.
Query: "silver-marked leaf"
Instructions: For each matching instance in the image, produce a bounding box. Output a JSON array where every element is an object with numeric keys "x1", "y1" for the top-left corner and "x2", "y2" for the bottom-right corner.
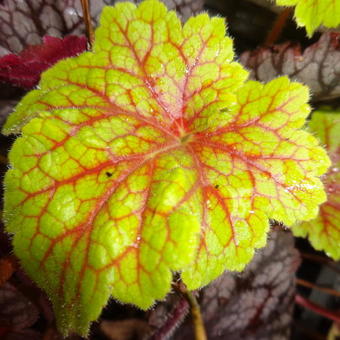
[
  {"x1": 0, "y1": 0, "x2": 203, "y2": 56},
  {"x1": 240, "y1": 32, "x2": 340, "y2": 102},
  {"x1": 168, "y1": 229, "x2": 299, "y2": 340}
]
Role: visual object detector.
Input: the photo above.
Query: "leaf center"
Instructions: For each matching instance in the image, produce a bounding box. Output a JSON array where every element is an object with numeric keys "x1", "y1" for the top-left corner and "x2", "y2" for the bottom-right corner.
[{"x1": 180, "y1": 133, "x2": 193, "y2": 144}]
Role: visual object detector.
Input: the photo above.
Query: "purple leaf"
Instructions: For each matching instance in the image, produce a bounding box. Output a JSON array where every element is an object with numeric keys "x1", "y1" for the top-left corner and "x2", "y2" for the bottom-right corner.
[
  {"x1": 150, "y1": 229, "x2": 300, "y2": 340},
  {"x1": 194, "y1": 229, "x2": 299, "y2": 340},
  {"x1": 0, "y1": 0, "x2": 96, "y2": 56},
  {"x1": 0, "y1": 0, "x2": 204, "y2": 56},
  {"x1": 240, "y1": 32, "x2": 340, "y2": 102}
]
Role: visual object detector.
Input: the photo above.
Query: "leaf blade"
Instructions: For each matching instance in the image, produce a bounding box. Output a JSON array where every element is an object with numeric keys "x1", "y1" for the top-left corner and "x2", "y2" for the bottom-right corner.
[
  {"x1": 182, "y1": 77, "x2": 329, "y2": 288},
  {"x1": 292, "y1": 111, "x2": 340, "y2": 260},
  {"x1": 2, "y1": 0, "x2": 330, "y2": 336},
  {"x1": 275, "y1": 0, "x2": 340, "y2": 36}
]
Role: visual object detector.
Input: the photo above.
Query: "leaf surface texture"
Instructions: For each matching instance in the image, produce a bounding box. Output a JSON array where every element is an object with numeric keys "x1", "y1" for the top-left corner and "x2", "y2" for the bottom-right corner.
[{"x1": 3, "y1": 0, "x2": 330, "y2": 335}]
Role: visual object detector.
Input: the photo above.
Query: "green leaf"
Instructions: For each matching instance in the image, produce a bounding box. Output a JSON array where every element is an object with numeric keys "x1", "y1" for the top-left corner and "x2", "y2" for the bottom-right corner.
[
  {"x1": 292, "y1": 110, "x2": 340, "y2": 260},
  {"x1": 275, "y1": 0, "x2": 340, "y2": 36},
  {"x1": 2, "y1": 0, "x2": 330, "y2": 336}
]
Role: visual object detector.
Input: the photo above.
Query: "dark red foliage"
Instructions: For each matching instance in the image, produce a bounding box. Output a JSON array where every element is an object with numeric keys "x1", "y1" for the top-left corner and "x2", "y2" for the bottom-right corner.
[{"x1": 0, "y1": 35, "x2": 87, "y2": 89}]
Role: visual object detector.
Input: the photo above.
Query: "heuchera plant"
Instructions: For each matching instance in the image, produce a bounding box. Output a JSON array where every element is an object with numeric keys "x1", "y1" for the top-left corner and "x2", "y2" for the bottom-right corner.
[
  {"x1": 2, "y1": 0, "x2": 331, "y2": 336},
  {"x1": 292, "y1": 111, "x2": 340, "y2": 260},
  {"x1": 275, "y1": 0, "x2": 340, "y2": 36}
]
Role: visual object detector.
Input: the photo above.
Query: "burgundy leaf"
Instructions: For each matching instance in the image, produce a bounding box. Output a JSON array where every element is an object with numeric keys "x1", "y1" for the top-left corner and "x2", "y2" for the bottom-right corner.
[
  {"x1": 0, "y1": 35, "x2": 87, "y2": 89},
  {"x1": 240, "y1": 32, "x2": 340, "y2": 102}
]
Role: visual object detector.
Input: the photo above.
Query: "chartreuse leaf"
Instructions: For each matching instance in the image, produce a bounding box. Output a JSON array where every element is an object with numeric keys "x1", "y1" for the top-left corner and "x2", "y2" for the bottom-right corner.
[
  {"x1": 275, "y1": 0, "x2": 340, "y2": 36},
  {"x1": 2, "y1": 0, "x2": 330, "y2": 336},
  {"x1": 292, "y1": 111, "x2": 340, "y2": 260}
]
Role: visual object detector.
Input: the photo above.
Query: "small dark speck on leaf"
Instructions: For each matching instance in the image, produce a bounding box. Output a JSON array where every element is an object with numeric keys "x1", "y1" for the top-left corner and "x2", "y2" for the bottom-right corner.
[
  {"x1": 215, "y1": 184, "x2": 219, "y2": 189},
  {"x1": 106, "y1": 172, "x2": 113, "y2": 177}
]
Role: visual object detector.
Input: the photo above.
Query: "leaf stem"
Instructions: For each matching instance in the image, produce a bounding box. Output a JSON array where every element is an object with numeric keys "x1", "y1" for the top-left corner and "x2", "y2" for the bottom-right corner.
[
  {"x1": 0, "y1": 255, "x2": 17, "y2": 286},
  {"x1": 264, "y1": 8, "x2": 292, "y2": 46},
  {"x1": 80, "y1": 0, "x2": 94, "y2": 48},
  {"x1": 295, "y1": 294, "x2": 340, "y2": 323},
  {"x1": 296, "y1": 278, "x2": 340, "y2": 298},
  {"x1": 175, "y1": 282, "x2": 207, "y2": 340},
  {"x1": 300, "y1": 252, "x2": 340, "y2": 275}
]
